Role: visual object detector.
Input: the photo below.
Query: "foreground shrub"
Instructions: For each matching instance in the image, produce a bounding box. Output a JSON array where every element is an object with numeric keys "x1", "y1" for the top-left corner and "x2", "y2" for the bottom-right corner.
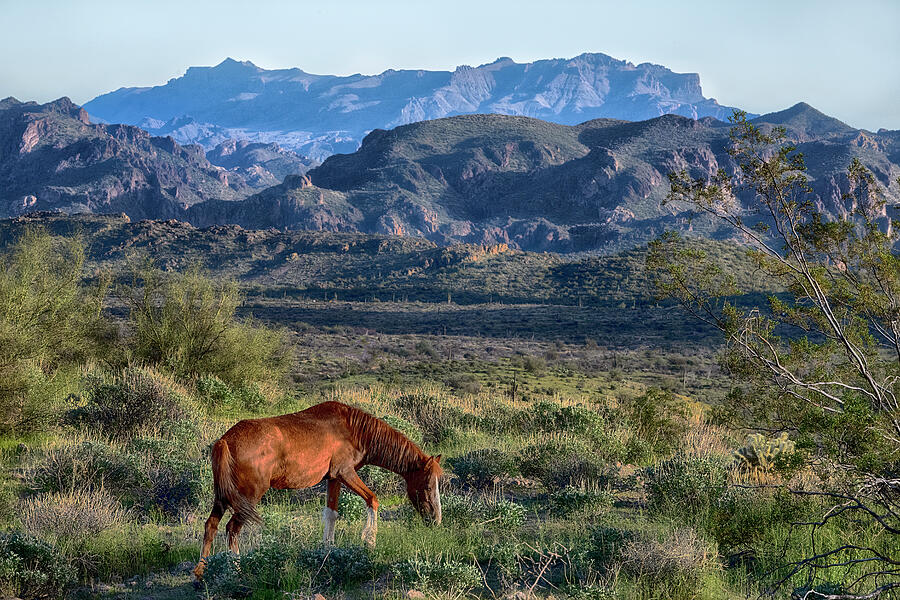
[
  {"x1": 620, "y1": 388, "x2": 689, "y2": 461},
  {"x1": 19, "y1": 489, "x2": 130, "y2": 575},
  {"x1": 518, "y1": 440, "x2": 614, "y2": 488},
  {"x1": 449, "y1": 448, "x2": 519, "y2": 489},
  {"x1": 203, "y1": 544, "x2": 292, "y2": 598},
  {"x1": 645, "y1": 454, "x2": 730, "y2": 523},
  {"x1": 0, "y1": 230, "x2": 110, "y2": 434},
  {"x1": 66, "y1": 367, "x2": 187, "y2": 439},
  {"x1": 620, "y1": 528, "x2": 716, "y2": 597},
  {"x1": 296, "y1": 546, "x2": 375, "y2": 588},
  {"x1": 391, "y1": 557, "x2": 481, "y2": 592},
  {"x1": 0, "y1": 532, "x2": 77, "y2": 599},
  {"x1": 26, "y1": 427, "x2": 209, "y2": 517},
  {"x1": 550, "y1": 485, "x2": 615, "y2": 516},
  {"x1": 195, "y1": 375, "x2": 269, "y2": 412},
  {"x1": 122, "y1": 264, "x2": 290, "y2": 385}
]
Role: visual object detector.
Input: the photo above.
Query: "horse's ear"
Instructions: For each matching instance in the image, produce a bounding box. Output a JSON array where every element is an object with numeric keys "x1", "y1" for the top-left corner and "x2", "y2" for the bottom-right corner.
[{"x1": 433, "y1": 454, "x2": 442, "y2": 464}]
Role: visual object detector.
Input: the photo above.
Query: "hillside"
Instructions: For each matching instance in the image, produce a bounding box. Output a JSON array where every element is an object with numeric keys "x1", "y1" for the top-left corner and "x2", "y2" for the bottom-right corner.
[
  {"x1": 0, "y1": 212, "x2": 772, "y2": 308},
  {"x1": 83, "y1": 53, "x2": 744, "y2": 160},
  {"x1": 0, "y1": 97, "x2": 252, "y2": 218},
  {"x1": 189, "y1": 107, "x2": 900, "y2": 252}
]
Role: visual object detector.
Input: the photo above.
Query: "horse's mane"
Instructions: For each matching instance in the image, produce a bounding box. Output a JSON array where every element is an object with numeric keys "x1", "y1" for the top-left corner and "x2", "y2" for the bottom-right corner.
[{"x1": 343, "y1": 404, "x2": 429, "y2": 474}]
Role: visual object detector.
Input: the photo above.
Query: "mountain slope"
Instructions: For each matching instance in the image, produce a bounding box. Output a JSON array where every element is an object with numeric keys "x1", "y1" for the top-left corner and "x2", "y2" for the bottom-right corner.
[
  {"x1": 189, "y1": 106, "x2": 898, "y2": 252},
  {"x1": 0, "y1": 97, "x2": 251, "y2": 218},
  {"x1": 83, "y1": 53, "x2": 744, "y2": 160}
]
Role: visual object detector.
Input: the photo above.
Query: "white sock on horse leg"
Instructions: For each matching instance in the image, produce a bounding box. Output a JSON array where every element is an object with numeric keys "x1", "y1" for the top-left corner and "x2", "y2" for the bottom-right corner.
[
  {"x1": 362, "y1": 506, "x2": 378, "y2": 546},
  {"x1": 322, "y1": 507, "x2": 338, "y2": 544}
]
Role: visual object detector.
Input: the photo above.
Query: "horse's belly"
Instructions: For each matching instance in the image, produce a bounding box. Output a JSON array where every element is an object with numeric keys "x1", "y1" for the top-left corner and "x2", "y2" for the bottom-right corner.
[{"x1": 270, "y1": 456, "x2": 330, "y2": 490}]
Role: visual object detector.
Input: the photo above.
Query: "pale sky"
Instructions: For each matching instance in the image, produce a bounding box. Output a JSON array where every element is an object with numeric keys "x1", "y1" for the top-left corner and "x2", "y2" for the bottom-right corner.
[{"x1": 2, "y1": 0, "x2": 898, "y2": 130}]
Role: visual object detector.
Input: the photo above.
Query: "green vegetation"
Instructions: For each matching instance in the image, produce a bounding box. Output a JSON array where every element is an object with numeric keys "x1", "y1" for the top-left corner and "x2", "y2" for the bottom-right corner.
[
  {"x1": 0, "y1": 181, "x2": 896, "y2": 600},
  {"x1": 649, "y1": 111, "x2": 900, "y2": 598}
]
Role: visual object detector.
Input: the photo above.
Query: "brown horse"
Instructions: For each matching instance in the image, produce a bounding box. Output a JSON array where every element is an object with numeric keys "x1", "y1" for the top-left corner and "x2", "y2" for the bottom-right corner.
[{"x1": 193, "y1": 400, "x2": 442, "y2": 578}]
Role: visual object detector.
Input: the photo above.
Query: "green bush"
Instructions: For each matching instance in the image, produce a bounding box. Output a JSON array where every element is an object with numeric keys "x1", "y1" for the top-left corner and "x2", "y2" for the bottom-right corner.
[
  {"x1": 619, "y1": 528, "x2": 716, "y2": 598},
  {"x1": 122, "y1": 264, "x2": 290, "y2": 385},
  {"x1": 195, "y1": 376, "x2": 268, "y2": 412},
  {"x1": 201, "y1": 552, "x2": 247, "y2": 598},
  {"x1": 449, "y1": 448, "x2": 519, "y2": 489},
  {"x1": 391, "y1": 557, "x2": 481, "y2": 592},
  {"x1": 550, "y1": 485, "x2": 615, "y2": 516},
  {"x1": 645, "y1": 454, "x2": 730, "y2": 524},
  {"x1": 621, "y1": 388, "x2": 688, "y2": 460},
  {"x1": 483, "y1": 497, "x2": 527, "y2": 529},
  {"x1": 0, "y1": 532, "x2": 77, "y2": 599},
  {"x1": 392, "y1": 392, "x2": 477, "y2": 444},
  {"x1": 0, "y1": 230, "x2": 110, "y2": 433},
  {"x1": 296, "y1": 546, "x2": 375, "y2": 588},
  {"x1": 589, "y1": 526, "x2": 635, "y2": 569},
  {"x1": 518, "y1": 440, "x2": 614, "y2": 489},
  {"x1": 66, "y1": 368, "x2": 188, "y2": 440}
]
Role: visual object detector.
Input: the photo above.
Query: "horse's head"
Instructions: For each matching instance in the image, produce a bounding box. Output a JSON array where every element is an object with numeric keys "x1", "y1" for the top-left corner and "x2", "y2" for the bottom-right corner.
[{"x1": 405, "y1": 455, "x2": 443, "y2": 525}]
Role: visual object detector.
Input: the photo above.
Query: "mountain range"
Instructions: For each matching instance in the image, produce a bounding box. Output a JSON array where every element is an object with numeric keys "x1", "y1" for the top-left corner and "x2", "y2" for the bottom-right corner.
[
  {"x1": 3, "y1": 95, "x2": 898, "y2": 253},
  {"x1": 83, "y1": 53, "x2": 745, "y2": 160}
]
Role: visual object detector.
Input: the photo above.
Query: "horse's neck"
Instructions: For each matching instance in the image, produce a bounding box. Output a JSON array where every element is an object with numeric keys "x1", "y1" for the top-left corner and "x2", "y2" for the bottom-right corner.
[
  {"x1": 344, "y1": 407, "x2": 427, "y2": 475},
  {"x1": 363, "y1": 436, "x2": 427, "y2": 475}
]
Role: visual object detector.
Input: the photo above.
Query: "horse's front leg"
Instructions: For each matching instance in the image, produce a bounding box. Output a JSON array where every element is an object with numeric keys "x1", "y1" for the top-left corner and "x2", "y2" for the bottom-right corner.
[
  {"x1": 339, "y1": 470, "x2": 379, "y2": 548},
  {"x1": 323, "y1": 478, "x2": 341, "y2": 545}
]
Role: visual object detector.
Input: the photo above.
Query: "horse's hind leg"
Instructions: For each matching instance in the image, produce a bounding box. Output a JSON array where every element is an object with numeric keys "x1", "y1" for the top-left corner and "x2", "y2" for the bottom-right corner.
[
  {"x1": 193, "y1": 501, "x2": 225, "y2": 579},
  {"x1": 322, "y1": 478, "x2": 341, "y2": 545},
  {"x1": 225, "y1": 514, "x2": 246, "y2": 553}
]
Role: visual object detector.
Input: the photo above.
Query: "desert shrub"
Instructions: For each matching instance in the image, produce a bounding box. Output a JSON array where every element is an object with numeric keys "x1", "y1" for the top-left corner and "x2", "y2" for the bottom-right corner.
[
  {"x1": 392, "y1": 392, "x2": 477, "y2": 444},
  {"x1": 619, "y1": 528, "x2": 716, "y2": 596},
  {"x1": 707, "y1": 486, "x2": 817, "y2": 560},
  {"x1": 620, "y1": 388, "x2": 689, "y2": 462},
  {"x1": 27, "y1": 430, "x2": 208, "y2": 517},
  {"x1": 433, "y1": 493, "x2": 526, "y2": 530},
  {"x1": 26, "y1": 441, "x2": 143, "y2": 497},
  {"x1": 296, "y1": 546, "x2": 375, "y2": 588},
  {"x1": 450, "y1": 448, "x2": 519, "y2": 489},
  {"x1": 550, "y1": 485, "x2": 615, "y2": 516},
  {"x1": 518, "y1": 440, "x2": 614, "y2": 489},
  {"x1": 532, "y1": 401, "x2": 602, "y2": 436},
  {"x1": 0, "y1": 532, "x2": 77, "y2": 599},
  {"x1": 438, "y1": 493, "x2": 481, "y2": 528},
  {"x1": 195, "y1": 375, "x2": 269, "y2": 412},
  {"x1": 414, "y1": 340, "x2": 439, "y2": 359},
  {"x1": 201, "y1": 552, "x2": 246, "y2": 598},
  {"x1": 122, "y1": 264, "x2": 290, "y2": 385},
  {"x1": 482, "y1": 497, "x2": 527, "y2": 529},
  {"x1": 589, "y1": 527, "x2": 636, "y2": 569},
  {"x1": 391, "y1": 557, "x2": 481, "y2": 592},
  {"x1": 66, "y1": 368, "x2": 187, "y2": 440},
  {"x1": 445, "y1": 372, "x2": 482, "y2": 395},
  {"x1": 0, "y1": 230, "x2": 110, "y2": 433},
  {"x1": 20, "y1": 489, "x2": 130, "y2": 574},
  {"x1": 645, "y1": 454, "x2": 730, "y2": 523},
  {"x1": 521, "y1": 355, "x2": 546, "y2": 374}
]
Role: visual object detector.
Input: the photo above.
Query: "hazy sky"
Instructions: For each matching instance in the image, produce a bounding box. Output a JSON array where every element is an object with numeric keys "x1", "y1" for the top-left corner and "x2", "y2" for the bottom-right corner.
[{"x1": 2, "y1": 0, "x2": 898, "y2": 130}]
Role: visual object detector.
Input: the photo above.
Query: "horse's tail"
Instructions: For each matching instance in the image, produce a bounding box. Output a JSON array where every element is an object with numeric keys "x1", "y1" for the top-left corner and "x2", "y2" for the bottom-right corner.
[{"x1": 211, "y1": 439, "x2": 262, "y2": 524}]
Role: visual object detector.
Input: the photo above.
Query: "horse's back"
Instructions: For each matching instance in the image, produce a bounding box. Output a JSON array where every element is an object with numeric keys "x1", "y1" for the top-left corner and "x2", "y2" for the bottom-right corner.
[{"x1": 217, "y1": 401, "x2": 356, "y2": 490}]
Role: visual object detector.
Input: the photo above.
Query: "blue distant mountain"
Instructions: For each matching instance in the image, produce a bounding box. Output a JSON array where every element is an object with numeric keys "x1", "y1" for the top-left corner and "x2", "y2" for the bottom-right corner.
[{"x1": 84, "y1": 53, "x2": 746, "y2": 160}]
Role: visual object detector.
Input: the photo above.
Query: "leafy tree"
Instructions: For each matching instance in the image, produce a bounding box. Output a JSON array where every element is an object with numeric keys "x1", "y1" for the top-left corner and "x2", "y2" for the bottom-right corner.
[
  {"x1": 121, "y1": 263, "x2": 290, "y2": 385},
  {"x1": 0, "y1": 229, "x2": 109, "y2": 432},
  {"x1": 648, "y1": 111, "x2": 900, "y2": 598}
]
